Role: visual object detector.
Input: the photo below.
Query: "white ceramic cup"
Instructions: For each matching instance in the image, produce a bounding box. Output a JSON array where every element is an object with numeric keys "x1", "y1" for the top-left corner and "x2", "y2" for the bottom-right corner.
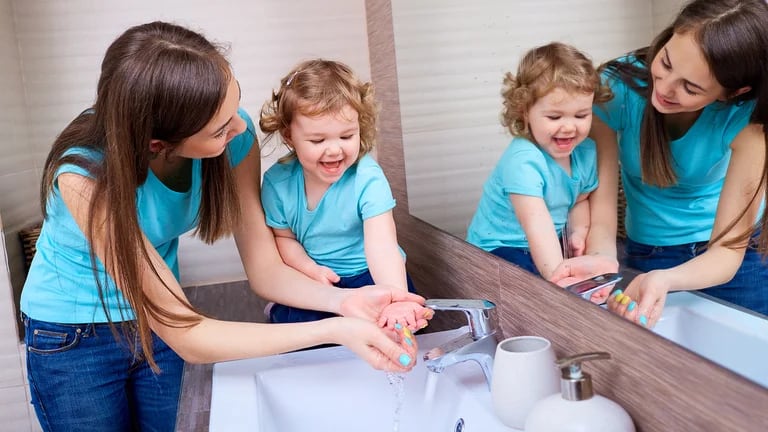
[{"x1": 490, "y1": 336, "x2": 560, "y2": 429}]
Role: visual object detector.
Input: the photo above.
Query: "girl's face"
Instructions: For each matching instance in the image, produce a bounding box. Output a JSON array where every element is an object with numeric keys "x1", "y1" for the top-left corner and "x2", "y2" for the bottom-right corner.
[
  {"x1": 286, "y1": 104, "x2": 361, "y2": 189},
  {"x1": 528, "y1": 87, "x2": 594, "y2": 164},
  {"x1": 649, "y1": 32, "x2": 727, "y2": 114},
  {"x1": 175, "y1": 76, "x2": 246, "y2": 159}
]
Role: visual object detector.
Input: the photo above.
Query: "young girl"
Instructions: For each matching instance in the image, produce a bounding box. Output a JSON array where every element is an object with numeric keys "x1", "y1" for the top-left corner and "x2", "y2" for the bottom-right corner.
[
  {"x1": 21, "y1": 23, "x2": 424, "y2": 431},
  {"x1": 552, "y1": 0, "x2": 768, "y2": 326},
  {"x1": 260, "y1": 59, "x2": 429, "y2": 330},
  {"x1": 466, "y1": 42, "x2": 612, "y2": 289}
]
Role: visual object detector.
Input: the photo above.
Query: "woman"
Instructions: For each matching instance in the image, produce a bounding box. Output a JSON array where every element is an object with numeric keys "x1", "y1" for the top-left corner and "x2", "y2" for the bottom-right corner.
[
  {"x1": 551, "y1": 0, "x2": 768, "y2": 326},
  {"x1": 20, "y1": 21, "x2": 425, "y2": 431}
]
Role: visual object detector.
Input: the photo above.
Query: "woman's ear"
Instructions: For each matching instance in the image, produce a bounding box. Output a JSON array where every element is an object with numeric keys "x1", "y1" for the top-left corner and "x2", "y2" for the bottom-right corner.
[
  {"x1": 149, "y1": 139, "x2": 166, "y2": 155},
  {"x1": 727, "y1": 86, "x2": 752, "y2": 100}
]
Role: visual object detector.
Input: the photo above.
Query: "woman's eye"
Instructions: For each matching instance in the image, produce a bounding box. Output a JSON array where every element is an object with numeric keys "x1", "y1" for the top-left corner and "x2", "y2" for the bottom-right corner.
[
  {"x1": 214, "y1": 128, "x2": 228, "y2": 139},
  {"x1": 683, "y1": 85, "x2": 699, "y2": 96}
]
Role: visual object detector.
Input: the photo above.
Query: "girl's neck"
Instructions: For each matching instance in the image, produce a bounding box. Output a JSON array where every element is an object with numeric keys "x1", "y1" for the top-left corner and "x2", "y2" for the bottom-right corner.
[{"x1": 303, "y1": 178, "x2": 330, "y2": 211}]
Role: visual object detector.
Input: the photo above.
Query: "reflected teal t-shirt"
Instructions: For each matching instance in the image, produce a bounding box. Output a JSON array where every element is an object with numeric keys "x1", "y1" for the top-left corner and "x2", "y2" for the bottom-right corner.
[
  {"x1": 261, "y1": 154, "x2": 402, "y2": 276},
  {"x1": 21, "y1": 108, "x2": 256, "y2": 324},
  {"x1": 466, "y1": 136, "x2": 598, "y2": 251},
  {"x1": 595, "y1": 58, "x2": 755, "y2": 245}
]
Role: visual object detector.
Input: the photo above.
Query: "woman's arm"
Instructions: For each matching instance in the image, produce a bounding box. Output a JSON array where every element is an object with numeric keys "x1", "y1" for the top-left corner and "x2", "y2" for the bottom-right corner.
[
  {"x1": 613, "y1": 124, "x2": 765, "y2": 326},
  {"x1": 57, "y1": 170, "x2": 416, "y2": 369},
  {"x1": 511, "y1": 194, "x2": 563, "y2": 280}
]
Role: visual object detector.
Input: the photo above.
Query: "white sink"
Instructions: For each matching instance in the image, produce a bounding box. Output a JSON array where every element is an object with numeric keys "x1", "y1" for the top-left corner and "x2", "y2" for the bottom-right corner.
[
  {"x1": 209, "y1": 328, "x2": 517, "y2": 432},
  {"x1": 652, "y1": 291, "x2": 768, "y2": 387}
]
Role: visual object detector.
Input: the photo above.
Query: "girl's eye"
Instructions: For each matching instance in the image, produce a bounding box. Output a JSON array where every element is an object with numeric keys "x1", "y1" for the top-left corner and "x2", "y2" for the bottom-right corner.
[
  {"x1": 546, "y1": 116, "x2": 561, "y2": 120},
  {"x1": 341, "y1": 135, "x2": 354, "y2": 140},
  {"x1": 575, "y1": 114, "x2": 590, "y2": 119},
  {"x1": 310, "y1": 139, "x2": 324, "y2": 144}
]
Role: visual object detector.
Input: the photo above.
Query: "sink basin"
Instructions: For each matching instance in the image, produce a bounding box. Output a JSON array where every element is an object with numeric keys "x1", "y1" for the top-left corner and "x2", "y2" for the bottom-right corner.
[
  {"x1": 652, "y1": 291, "x2": 768, "y2": 387},
  {"x1": 209, "y1": 328, "x2": 517, "y2": 431}
]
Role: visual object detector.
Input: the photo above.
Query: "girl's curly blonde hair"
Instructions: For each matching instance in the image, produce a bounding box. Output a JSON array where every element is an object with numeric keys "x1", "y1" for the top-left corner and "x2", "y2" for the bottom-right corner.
[
  {"x1": 260, "y1": 59, "x2": 378, "y2": 163},
  {"x1": 501, "y1": 42, "x2": 613, "y2": 140}
]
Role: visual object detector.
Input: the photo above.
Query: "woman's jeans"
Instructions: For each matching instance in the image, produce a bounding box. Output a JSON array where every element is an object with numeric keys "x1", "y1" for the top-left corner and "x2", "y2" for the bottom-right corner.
[
  {"x1": 490, "y1": 247, "x2": 541, "y2": 277},
  {"x1": 270, "y1": 269, "x2": 418, "y2": 324},
  {"x1": 22, "y1": 314, "x2": 183, "y2": 432},
  {"x1": 623, "y1": 237, "x2": 768, "y2": 316}
]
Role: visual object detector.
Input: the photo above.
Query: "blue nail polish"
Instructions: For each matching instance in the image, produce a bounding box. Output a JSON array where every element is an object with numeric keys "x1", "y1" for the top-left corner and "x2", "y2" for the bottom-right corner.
[
  {"x1": 612, "y1": 289, "x2": 623, "y2": 296},
  {"x1": 394, "y1": 323, "x2": 402, "y2": 330},
  {"x1": 627, "y1": 301, "x2": 637, "y2": 312},
  {"x1": 398, "y1": 353, "x2": 412, "y2": 366},
  {"x1": 639, "y1": 315, "x2": 648, "y2": 327},
  {"x1": 405, "y1": 337, "x2": 413, "y2": 346}
]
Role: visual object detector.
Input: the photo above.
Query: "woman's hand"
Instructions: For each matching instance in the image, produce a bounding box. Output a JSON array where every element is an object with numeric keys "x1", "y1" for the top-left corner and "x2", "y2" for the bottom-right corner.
[
  {"x1": 377, "y1": 301, "x2": 434, "y2": 331},
  {"x1": 607, "y1": 270, "x2": 671, "y2": 328},
  {"x1": 549, "y1": 254, "x2": 619, "y2": 288},
  {"x1": 337, "y1": 285, "x2": 426, "y2": 323},
  {"x1": 327, "y1": 317, "x2": 420, "y2": 372}
]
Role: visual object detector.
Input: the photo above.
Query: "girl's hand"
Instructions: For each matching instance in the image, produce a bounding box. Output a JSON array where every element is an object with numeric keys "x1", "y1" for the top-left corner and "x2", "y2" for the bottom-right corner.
[
  {"x1": 549, "y1": 254, "x2": 619, "y2": 287},
  {"x1": 568, "y1": 228, "x2": 589, "y2": 257},
  {"x1": 337, "y1": 285, "x2": 426, "y2": 323},
  {"x1": 327, "y1": 317, "x2": 419, "y2": 372},
  {"x1": 607, "y1": 270, "x2": 671, "y2": 328},
  {"x1": 309, "y1": 265, "x2": 340, "y2": 286},
  {"x1": 377, "y1": 301, "x2": 434, "y2": 331}
]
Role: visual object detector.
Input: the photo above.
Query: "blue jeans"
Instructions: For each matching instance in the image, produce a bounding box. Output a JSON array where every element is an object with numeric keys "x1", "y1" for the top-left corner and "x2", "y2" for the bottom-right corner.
[
  {"x1": 623, "y1": 238, "x2": 768, "y2": 316},
  {"x1": 489, "y1": 247, "x2": 541, "y2": 276},
  {"x1": 23, "y1": 314, "x2": 183, "y2": 432},
  {"x1": 269, "y1": 269, "x2": 418, "y2": 324}
]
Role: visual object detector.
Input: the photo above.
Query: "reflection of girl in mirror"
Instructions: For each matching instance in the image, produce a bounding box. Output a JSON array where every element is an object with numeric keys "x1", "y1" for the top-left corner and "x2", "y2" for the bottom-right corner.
[
  {"x1": 260, "y1": 59, "x2": 429, "y2": 330},
  {"x1": 552, "y1": 0, "x2": 768, "y2": 326},
  {"x1": 466, "y1": 42, "x2": 612, "y2": 292}
]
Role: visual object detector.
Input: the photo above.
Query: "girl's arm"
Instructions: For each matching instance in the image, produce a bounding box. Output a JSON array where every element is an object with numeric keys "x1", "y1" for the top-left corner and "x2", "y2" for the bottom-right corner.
[
  {"x1": 232, "y1": 144, "x2": 423, "y2": 320},
  {"x1": 549, "y1": 117, "x2": 620, "y2": 284},
  {"x1": 567, "y1": 194, "x2": 592, "y2": 257},
  {"x1": 363, "y1": 210, "x2": 408, "y2": 292},
  {"x1": 57, "y1": 170, "x2": 416, "y2": 369},
  {"x1": 272, "y1": 228, "x2": 339, "y2": 285},
  {"x1": 510, "y1": 194, "x2": 563, "y2": 280},
  {"x1": 613, "y1": 124, "x2": 765, "y2": 326},
  {"x1": 585, "y1": 116, "x2": 619, "y2": 258}
]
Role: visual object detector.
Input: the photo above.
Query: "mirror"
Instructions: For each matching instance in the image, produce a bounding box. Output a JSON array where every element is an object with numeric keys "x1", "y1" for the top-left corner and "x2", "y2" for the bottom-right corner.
[{"x1": 390, "y1": 0, "x2": 768, "y2": 387}]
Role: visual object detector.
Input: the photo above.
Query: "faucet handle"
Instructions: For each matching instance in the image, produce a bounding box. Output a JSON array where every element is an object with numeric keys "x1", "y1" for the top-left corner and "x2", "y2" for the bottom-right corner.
[{"x1": 425, "y1": 299, "x2": 497, "y2": 340}]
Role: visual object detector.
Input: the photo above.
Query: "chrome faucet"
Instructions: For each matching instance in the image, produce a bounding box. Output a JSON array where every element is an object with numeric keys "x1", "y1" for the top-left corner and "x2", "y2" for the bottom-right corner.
[{"x1": 422, "y1": 299, "x2": 500, "y2": 390}]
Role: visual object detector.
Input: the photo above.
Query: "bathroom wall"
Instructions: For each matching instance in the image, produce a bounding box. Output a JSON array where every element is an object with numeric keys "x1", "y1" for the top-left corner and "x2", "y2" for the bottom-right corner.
[{"x1": 0, "y1": 0, "x2": 370, "y2": 428}]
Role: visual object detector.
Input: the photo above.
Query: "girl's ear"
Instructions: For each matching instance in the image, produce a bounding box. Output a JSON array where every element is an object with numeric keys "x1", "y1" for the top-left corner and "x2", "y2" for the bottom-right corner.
[{"x1": 280, "y1": 130, "x2": 293, "y2": 148}]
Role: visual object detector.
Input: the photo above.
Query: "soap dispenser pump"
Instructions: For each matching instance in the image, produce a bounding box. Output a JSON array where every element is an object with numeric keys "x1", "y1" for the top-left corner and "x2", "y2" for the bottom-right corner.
[{"x1": 524, "y1": 352, "x2": 635, "y2": 432}]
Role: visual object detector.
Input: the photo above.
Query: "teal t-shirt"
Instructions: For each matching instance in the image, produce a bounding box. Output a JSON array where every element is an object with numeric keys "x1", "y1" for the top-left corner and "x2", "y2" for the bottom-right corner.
[
  {"x1": 595, "y1": 59, "x2": 755, "y2": 245},
  {"x1": 261, "y1": 154, "x2": 401, "y2": 276},
  {"x1": 21, "y1": 108, "x2": 256, "y2": 323},
  {"x1": 466, "y1": 136, "x2": 598, "y2": 251}
]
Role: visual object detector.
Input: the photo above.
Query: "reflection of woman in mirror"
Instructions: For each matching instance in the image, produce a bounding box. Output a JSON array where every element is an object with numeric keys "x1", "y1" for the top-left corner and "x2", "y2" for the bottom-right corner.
[
  {"x1": 259, "y1": 59, "x2": 429, "y2": 331},
  {"x1": 552, "y1": 0, "x2": 768, "y2": 326},
  {"x1": 466, "y1": 42, "x2": 612, "y2": 291}
]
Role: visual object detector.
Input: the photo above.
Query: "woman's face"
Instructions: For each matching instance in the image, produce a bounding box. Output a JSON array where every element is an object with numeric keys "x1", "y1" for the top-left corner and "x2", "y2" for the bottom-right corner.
[
  {"x1": 175, "y1": 76, "x2": 246, "y2": 159},
  {"x1": 649, "y1": 31, "x2": 728, "y2": 114}
]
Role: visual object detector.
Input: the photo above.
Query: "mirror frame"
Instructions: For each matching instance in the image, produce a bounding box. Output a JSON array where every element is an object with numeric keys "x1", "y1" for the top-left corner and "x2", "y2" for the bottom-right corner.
[{"x1": 365, "y1": 1, "x2": 768, "y2": 430}]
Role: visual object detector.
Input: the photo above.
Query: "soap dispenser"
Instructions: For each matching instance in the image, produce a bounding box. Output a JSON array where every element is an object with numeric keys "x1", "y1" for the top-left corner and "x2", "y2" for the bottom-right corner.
[{"x1": 524, "y1": 352, "x2": 635, "y2": 432}]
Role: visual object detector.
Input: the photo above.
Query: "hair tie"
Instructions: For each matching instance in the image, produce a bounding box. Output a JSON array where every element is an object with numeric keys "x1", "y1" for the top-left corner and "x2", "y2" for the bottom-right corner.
[{"x1": 286, "y1": 70, "x2": 299, "y2": 87}]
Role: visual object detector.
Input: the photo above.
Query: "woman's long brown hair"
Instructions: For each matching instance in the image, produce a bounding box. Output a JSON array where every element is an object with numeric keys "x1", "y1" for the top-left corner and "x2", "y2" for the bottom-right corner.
[
  {"x1": 601, "y1": 0, "x2": 768, "y2": 254},
  {"x1": 40, "y1": 22, "x2": 241, "y2": 370}
]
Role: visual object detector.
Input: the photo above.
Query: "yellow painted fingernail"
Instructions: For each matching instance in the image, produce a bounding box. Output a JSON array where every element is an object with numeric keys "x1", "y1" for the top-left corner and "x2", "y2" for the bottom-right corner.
[
  {"x1": 420, "y1": 322, "x2": 429, "y2": 329},
  {"x1": 403, "y1": 328, "x2": 413, "y2": 338},
  {"x1": 615, "y1": 293, "x2": 625, "y2": 303},
  {"x1": 620, "y1": 296, "x2": 631, "y2": 306}
]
